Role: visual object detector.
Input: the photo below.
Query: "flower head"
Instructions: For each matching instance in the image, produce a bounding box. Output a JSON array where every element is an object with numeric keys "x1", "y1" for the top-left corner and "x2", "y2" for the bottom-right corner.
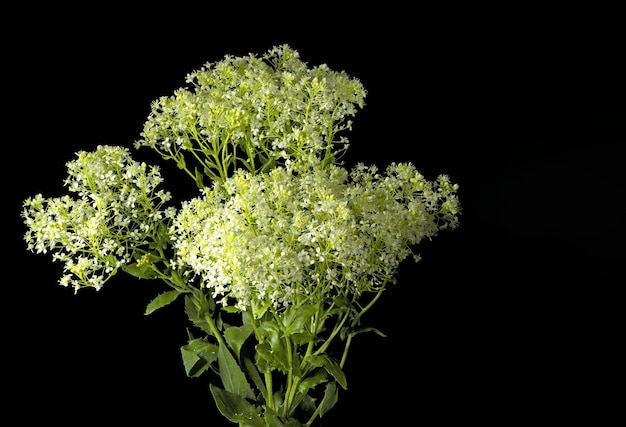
[
  {"x1": 22, "y1": 145, "x2": 175, "y2": 291},
  {"x1": 171, "y1": 163, "x2": 460, "y2": 311},
  {"x1": 135, "y1": 44, "x2": 367, "y2": 185}
]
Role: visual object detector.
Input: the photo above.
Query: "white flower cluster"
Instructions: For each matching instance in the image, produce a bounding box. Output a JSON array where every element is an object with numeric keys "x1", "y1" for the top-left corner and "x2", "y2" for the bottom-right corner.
[
  {"x1": 171, "y1": 162, "x2": 460, "y2": 310},
  {"x1": 22, "y1": 145, "x2": 176, "y2": 291},
  {"x1": 135, "y1": 44, "x2": 367, "y2": 184}
]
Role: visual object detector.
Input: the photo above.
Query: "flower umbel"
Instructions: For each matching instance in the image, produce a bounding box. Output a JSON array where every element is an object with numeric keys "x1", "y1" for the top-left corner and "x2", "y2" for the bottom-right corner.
[
  {"x1": 171, "y1": 163, "x2": 459, "y2": 311},
  {"x1": 135, "y1": 44, "x2": 367, "y2": 186},
  {"x1": 22, "y1": 145, "x2": 175, "y2": 291}
]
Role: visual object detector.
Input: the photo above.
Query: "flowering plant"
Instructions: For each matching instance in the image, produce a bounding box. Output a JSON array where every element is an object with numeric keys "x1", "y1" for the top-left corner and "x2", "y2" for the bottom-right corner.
[{"x1": 22, "y1": 45, "x2": 460, "y2": 426}]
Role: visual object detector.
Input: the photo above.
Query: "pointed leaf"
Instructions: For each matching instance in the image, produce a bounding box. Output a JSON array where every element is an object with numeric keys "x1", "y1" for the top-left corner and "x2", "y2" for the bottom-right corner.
[
  {"x1": 290, "y1": 331, "x2": 315, "y2": 345},
  {"x1": 251, "y1": 298, "x2": 272, "y2": 319},
  {"x1": 224, "y1": 323, "x2": 254, "y2": 360},
  {"x1": 351, "y1": 326, "x2": 387, "y2": 338},
  {"x1": 307, "y1": 355, "x2": 347, "y2": 390},
  {"x1": 193, "y1": 167, "x2": 204, "y2": 188},
  {"x1": 184, "y1": 294, "x2": 213, "y2": 336},
  {"x1": 181, "y1": 338, "x2": 218, "y2": 377},
  {"x1": 297, "y1": 369, "x2": 328, "y2": 395},
  {"x1": 258, "y1": 321, "x2": 289, "y2": 372},
  {"x1": 332, "y1": 295, "x2": 352, "y2": 309},
  {"x1": 122, "y1": 263, "x2": 157, "y2": 279},
  {"x1": 144, "y1": 290, "x2": 180, "y2": 315},
  {"x1": 281, "y1": 304, "x2": 317, "y2": 336},
  {"x1": 243, "y1": 356, "x2": 267, "y2": 400},
  {"x1": 318, "y1": 381, "x2": 338, "y2": 418},
  {"x1": 209, "y1": 384, "x2": 263, "y2": 426},
  {"x1": 256, "y1": 342, "x2": 288, "y2": 373},
  {"x1": 218, "y1": 342, "x2": 255, "y2": 399},
  {"x1": 181, "y1": 347, "x2": 209, "y2": 378}
]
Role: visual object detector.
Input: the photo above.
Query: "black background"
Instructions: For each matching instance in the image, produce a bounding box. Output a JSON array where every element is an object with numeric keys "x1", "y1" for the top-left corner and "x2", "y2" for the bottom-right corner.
[{"x1": 5, "y1": 6, "x2": 624, "y2": 425}]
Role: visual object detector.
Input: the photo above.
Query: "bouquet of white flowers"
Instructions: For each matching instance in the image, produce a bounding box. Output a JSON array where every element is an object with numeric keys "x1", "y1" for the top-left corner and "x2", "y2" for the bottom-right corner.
[{"x1": 22, "y1": 44, "x2": 460, "y2": 426}]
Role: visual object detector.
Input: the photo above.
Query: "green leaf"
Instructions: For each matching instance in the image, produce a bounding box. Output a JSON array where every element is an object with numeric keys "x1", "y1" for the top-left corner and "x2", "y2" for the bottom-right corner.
[
  {"x1": 243, "y1": 356, "x2": 267, "y2": 400},
  {"x1": 256, "y1": 354, "x2": 270, "y2": 374},
  {"x1": 193, "y1": 167, "x2": 204, "y2": 188},
  {"x1": 351, "y1": 326, "x2": 387, "y2": 339},
  {"x1": 281, "y1": 304, "x2": 317, "y2": 336},
  {"x1": 297, "y1": 369, "x2": 328, "y2": 395},
  {"x1": 261, "y1": 407, "x2": 302, "y2": 427},
  {"x1": 318, "y1": 381, "x2": 338, "y2": 418},
  {"x1": 224, "y1": 323, "x2": 254, "y2": 360},
  {"x1": 144, "y1": 290, "x2": 180, "y2": 315},
  {"x1": 263, "y1": 412, "x2": 285, "y2": 427},
  {"x1": 332, "y1": 295, "x2": 352, "y2": 309},
  {"x1": 257, "y1": 321, "x2": 289, "y2": 372},
  {"x1": 256, "y1": 342, "x2": 288, "y2": 373},
  {"x1": 218, "y1": 342, "x2": 255, "y2": 399},
  {"x1": 251, "y1": 299, "x2": 272, "y2": 319},
  {"x1": 289, "y1": 331, "x2": 316, "y2": 346},
  {"x1": 184, "y1": 294, "x2": 213, "y2": 336},
  {"x1": 181, "y1": 347, "x2": 208, "y2": 378},
  {"x1": 181, "y1": 338, "x2": 218, "y2": 377},
  {"x1": 121, "y1": 263, "x2": 157, "y2": 279},
  {"x1": 307, "y1": 355, "x2": 347, "y2": 390},
  {"x1": 264, "y1": 412, "x2": 303, "y2": 427},
  {"x1": 209, "y1": 384, "x2": 263, "y2": 426},
  {"x1": 176, "y1": 155, "x2": 186, "y2": 170},
  {"x1": 298, "y1": 395, "x2": 317, "y2": 419},
  {"x1": 259, "y1": 320, "x2": 281, "y2": 342}
]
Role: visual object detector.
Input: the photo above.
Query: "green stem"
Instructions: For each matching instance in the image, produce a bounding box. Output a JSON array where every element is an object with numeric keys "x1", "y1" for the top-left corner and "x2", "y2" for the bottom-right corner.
[
  {"x1": 264, "y1": 371, "x2": 275, "y2": 410},
  {"x1": 201, "y1": 302, "x2": 226, "y2": 347},
  {"x1": 304, "y1": 400, "x2": 324, "y2": 427},
  {"x1": 339, "y1": 333, "x2": 353, "y2": 369},
  {"x1": 338, "y1": 288, "x2": 386, "y2": 368},
  {"x1": 206, "y1": 316, "x2": 225, "y2": 347},
  {"x1": 352, "y1": 287, "x2": 385, "y2": 327},
  {"x1": 282, "y1": 337, "x2": 295, "y2": 418},
  {"x1": 298, "y1": 302, "x2": 321, "y2": 372},
  {"x1": 313, "y1": 307, "x2": 350, "y2": 356},
  {"x1": 249, "y1": 303, "x2": 275, "y2": 410}
]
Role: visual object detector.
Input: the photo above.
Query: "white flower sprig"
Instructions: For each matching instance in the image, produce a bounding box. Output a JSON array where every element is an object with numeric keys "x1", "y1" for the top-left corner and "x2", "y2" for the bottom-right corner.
[
  {"x1": 22, "y1": 145, "x2": 176, "y2": 292},
  {"x1": 135, "y1": 44, "x2": 367, "y2": 186}
]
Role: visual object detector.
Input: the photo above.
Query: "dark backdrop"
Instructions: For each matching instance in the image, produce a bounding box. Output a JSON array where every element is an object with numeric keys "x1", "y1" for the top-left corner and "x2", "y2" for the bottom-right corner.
[{"x1": 5, "y1": 6, "x2": 624, "y2": 425}]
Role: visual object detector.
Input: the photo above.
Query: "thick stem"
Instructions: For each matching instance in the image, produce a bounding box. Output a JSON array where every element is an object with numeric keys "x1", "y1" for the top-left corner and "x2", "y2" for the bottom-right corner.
[
  {"x1": 282, "y1": 337, "x2": 295, "y2": 418},
  {"x1": 204, "y1": 311, "x2": 226, "y2": 347},
  {"x1": 264, "y1": 371, "x2": 275, "y2": 410}
]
